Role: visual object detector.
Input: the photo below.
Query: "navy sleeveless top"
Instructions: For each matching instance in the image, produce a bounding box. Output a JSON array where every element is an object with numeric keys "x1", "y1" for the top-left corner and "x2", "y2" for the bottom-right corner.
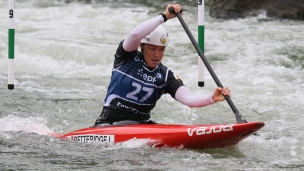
[{"x1": 102, "y1": 41, "x2": 183, "y2": 120}]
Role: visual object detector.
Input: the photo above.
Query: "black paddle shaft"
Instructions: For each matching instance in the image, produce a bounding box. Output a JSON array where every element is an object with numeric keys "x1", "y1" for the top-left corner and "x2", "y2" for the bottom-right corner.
[{"x1": 168, "y1": 8, "x2": 247, "y2": 124}]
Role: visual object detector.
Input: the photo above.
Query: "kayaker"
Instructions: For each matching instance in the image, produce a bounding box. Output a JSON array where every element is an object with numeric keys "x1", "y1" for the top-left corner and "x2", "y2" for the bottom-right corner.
[{"x1": 94, "y1": 4, "x2": 231, "y2": 126}]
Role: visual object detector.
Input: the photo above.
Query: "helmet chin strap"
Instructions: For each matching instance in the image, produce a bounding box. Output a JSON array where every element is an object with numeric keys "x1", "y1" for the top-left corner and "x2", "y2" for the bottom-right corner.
[{"x1": 140, "y1": 52, "x2": 149, "y2": 68}]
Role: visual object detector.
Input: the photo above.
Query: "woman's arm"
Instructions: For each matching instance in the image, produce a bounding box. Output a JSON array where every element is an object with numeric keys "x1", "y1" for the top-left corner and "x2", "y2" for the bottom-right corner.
[
  {"x1": 175, "y1": 86, "x2": 215, "y2": 107},
  {"x1": 123, "y1": 15, "x2": 164, "y2": 52},
  {"x1": 122, "y1": 4, "x2": 182, "y2": 52},
  {"x1": 175, "y1": 86, "x2": 231, "y2": 107}
]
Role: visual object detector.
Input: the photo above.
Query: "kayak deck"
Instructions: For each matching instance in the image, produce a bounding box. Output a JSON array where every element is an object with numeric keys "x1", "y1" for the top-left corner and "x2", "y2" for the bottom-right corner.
[{"x1": 50, "y1": 122, "x2": 264, "y2": 149}]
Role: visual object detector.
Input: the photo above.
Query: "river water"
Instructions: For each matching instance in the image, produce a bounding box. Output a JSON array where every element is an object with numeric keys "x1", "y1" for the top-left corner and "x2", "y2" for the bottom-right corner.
[{"x1": 0, "y1": 0, "x2": 303, "y2": 170}]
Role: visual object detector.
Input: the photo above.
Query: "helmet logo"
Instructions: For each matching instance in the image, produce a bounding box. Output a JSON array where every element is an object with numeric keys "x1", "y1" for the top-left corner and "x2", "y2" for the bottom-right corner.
[{"x1": 160, "y1": 35, "x2": 167, "y2": 44}]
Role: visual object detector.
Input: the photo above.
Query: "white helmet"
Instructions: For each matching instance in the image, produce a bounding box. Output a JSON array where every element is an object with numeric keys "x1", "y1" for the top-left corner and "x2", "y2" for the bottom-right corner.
[{"x1": 141, "y1": 25, "x2": 169, "y2": 46}]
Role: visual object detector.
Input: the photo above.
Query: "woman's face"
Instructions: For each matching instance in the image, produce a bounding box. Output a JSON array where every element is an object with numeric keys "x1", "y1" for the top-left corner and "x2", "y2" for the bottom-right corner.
[{"x1": 141, "y1": 43, "x2": 166, "y2": 68}]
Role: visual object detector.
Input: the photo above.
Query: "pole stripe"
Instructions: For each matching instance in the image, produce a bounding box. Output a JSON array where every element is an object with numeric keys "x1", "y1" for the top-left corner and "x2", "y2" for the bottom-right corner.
[
  {"x1": 8, "y1": 29, "x2": 15, "y2": 59},
  {"x1": 198, "y1": 26, "x2": 204, "y2": 52}
]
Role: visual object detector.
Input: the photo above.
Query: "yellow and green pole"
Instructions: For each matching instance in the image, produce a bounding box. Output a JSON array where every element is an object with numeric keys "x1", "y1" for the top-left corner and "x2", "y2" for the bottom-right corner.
[
  {"x1": 8, "y1": 0, "x2": 15, "y2": 90},
  {"x1": 198, "y1": 0, "x2": 204, "y2": 87}
]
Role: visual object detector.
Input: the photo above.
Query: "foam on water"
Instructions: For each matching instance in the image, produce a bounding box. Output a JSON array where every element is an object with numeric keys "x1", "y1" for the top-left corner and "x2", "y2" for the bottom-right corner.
[{"x1": 0, "y1": 115, "x2": 54, "y2": 135}]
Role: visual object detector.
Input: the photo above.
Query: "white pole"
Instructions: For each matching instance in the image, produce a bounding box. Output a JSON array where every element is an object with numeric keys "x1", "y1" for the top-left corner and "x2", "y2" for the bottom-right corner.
[
  {"x1": 198, "y1": 0, "x2": 205, "y2": 87},
  {"x1": 8, "y1": 0, "x2": 15, "y2": 90}
]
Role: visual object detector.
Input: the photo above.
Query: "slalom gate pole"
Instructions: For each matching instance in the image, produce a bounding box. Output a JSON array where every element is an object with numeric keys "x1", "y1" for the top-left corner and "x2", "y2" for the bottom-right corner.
[
  {"x1": 198, "y1": 0, "x2": 205, "y2": 87},
  {"x1": 8, "y1": 0, "x2": 15, "y2": 90}
]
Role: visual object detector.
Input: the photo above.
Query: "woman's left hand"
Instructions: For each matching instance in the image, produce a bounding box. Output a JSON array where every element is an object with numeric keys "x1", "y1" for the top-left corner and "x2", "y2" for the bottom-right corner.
[
  {"x1": 164, "y1": 4, "x2": 183, "y2": 20},
  {"x1": 212, "y1": 87, "x2": 231, "y2": 102}
]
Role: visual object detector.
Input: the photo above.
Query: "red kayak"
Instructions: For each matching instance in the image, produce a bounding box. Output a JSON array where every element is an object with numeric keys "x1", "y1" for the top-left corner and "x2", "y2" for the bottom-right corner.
[{"x1": 50, "y1": 121, "x2": 264, "y2": 149}]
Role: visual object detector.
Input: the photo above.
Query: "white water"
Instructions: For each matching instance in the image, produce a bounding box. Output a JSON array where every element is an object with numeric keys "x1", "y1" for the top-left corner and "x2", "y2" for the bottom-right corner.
[{"x1": 0, "y1": 1, "x2": 304, "y2": 170}]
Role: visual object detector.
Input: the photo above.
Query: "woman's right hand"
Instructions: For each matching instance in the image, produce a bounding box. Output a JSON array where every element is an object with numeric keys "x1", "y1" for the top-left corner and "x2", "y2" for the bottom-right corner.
[{"x1": 212, "y1": 87, "x2": 231, "y2": 102}]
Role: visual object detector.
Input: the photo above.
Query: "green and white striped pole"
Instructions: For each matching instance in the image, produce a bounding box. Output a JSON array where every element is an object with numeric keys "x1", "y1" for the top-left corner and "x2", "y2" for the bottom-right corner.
[
  {"x1": 198, "y1": 0, "x2": 204, "y2": 87},
  {"x1": 8, "y1": 0, "x2": 15, "y2": 90}
]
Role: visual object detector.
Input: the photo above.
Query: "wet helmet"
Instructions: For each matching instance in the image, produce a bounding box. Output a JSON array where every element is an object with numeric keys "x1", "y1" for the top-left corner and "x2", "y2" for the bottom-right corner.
[{"x1": 141, "y1": 25, "x2": 169, "y2": 46}]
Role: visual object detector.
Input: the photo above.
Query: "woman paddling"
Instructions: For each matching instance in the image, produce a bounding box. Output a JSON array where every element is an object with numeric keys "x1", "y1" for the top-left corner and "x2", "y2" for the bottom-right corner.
[{"x1": 94, "y1": 4, "x2": 231, "y2": 126}]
